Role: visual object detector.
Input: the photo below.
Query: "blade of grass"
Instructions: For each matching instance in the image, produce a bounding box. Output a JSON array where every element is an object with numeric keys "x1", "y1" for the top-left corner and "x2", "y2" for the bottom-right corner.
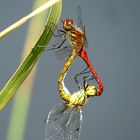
[
  {"x1": 0, "y1": 0, "x2": 61, "y2": 38},
  {"x1": 5, "y1": 0, "x2": 62, "y2": 140},
  {"x1": 6, "y1": 0, "x2": 50, "y2": 139},
  {"x1": 0, "y1": 0, "x2": 62, "y2": 109},
  {"x1": 6, "y1": 0, "x2": 49, "y2": 140}
]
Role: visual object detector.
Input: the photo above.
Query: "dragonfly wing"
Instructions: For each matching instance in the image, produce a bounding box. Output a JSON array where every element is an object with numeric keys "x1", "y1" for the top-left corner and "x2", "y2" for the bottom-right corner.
[
  {"x1": 45, "y1": 103, "x2": 82, "y2": 140},
  {"x1": 55, "y1": 46, "x2": 73, "y2": 61},
  {"x1": 45, "y1": 103, "x2": 68, "y2": 140},
  {"x1": 76, "y1": 5, "x2": 88, "y2": 48},
  {"x1": 77, "y1": 5, "x2": 85, "y2": 32},
  {"x1": 65, "y1": 107, "x2": 82, "y2": 140}
]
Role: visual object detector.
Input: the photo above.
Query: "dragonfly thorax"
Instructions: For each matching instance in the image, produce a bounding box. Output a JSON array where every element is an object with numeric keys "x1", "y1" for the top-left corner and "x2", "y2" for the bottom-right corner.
[
  {"x1": 66, "y1": 29, "x2": 85, "y2": 54},
  {"x1": 62, "y1": 19, "x2": 85, "y2": 54},
  {"x1": 69, "y1": 89, "x2": 88, "y2": 106}
]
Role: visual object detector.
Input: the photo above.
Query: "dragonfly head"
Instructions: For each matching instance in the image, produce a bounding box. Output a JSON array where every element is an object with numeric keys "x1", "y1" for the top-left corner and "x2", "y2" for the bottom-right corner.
[
  {"x1": 85, "y1": 85, "x2": 97, "y2": 97},
  {"x1": 63, "y1": 19, "x2": 74, "y2": 31}
]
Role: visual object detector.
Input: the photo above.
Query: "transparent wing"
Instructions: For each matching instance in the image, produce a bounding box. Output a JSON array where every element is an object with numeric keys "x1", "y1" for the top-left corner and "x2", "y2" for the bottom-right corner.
[
  {"x1": 55, "y1": 46, "x2": 73, "y2": 61},
  {"x1": 76, "y1": 5, "x2": 88, "y2": 48},
  {"x1": 45, "y1": 103, "x2": 82, "y2": 140},
  {"x1": 77, "y1": 5, "x2": 85, "y2": 32},
  {"x1": 65, "y1": 106, "x2": 82, "y2": 140}
]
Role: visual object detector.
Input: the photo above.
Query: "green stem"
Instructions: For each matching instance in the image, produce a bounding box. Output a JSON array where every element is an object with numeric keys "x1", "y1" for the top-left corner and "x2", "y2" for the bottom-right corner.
[
  {"x1": 0, "y1": 0, "x2": 61, "y2": 38},
  {"x1": 5, "y1": 0, "x2": 62, "y2": 140},
  {"x1": 0, "y1": 47, "x2": 44, "y2": 110},
  {"x1": 0, "y1": 0, "x2": 62, "y2": 110}
]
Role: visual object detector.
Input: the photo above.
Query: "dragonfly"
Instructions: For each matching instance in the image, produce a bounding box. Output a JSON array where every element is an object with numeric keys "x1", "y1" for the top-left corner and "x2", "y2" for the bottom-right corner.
[
  {"x1": 45, "y1": 68, "x2": 97, "y2": 140},
  {"x1": 45, "y1": 5, "x2": 104, "y2": 140},
  {"x1": 49, "y1": 5, "x2": 103, "y2": 98}
]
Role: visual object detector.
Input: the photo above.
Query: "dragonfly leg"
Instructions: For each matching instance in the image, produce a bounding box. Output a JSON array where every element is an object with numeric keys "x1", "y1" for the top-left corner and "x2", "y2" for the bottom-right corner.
[
  {"x1": 52, "y1": 30, "x2": 66, "y2": 37},
  {"x1": 83, "y1": 74, "x2": 95, "y2": 89},
  {"x1": 47, "y1": 37, "x2": 67, "y2": 51},
  {"x1": 74, "y1": 65, "x2": 90, "y2": 89}
]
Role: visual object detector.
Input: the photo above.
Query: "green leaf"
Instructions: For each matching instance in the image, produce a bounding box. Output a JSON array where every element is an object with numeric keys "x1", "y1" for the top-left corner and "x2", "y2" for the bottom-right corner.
[{"x1": 0, "y1": 0, "x2": 62, "y2": 110}]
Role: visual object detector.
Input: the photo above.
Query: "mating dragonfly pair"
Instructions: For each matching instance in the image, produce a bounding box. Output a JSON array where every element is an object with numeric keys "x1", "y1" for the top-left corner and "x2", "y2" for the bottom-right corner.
[{"x1": 45, "y1": 6, "x2": 104, "y2": 140}]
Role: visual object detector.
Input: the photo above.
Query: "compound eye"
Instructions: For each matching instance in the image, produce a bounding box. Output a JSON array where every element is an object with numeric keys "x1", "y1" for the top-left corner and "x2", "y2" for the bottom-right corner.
[
  {"x1": 70, "y1": 20, "x2": 74, "y2": 24},
  {"x1": 64, "y1": 20, "x2": 67, "y2": 24}
]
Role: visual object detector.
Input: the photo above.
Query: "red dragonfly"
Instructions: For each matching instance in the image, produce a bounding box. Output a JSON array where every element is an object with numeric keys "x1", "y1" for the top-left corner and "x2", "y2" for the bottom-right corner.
[
  {"x1": 49, "y1": 5, "x2": 103, "y2": 97},
  {"x1": 45, "y1": 5, "x2": 104, "y2": 140}
]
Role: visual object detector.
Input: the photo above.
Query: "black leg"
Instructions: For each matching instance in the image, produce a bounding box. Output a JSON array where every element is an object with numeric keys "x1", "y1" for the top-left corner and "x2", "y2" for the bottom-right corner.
[
  {"x1": 74, "y1": 65, "x2": 90, "y2": 89},
  {"x1": 83, "y1": 75, "x2": 95, "y2": 87},
  {"x1": 74, "y1": 65, "x2": 89, "y2": 79},
  {"x1": 74, "y1": 75, "x2": 81, "y2": 89},
  {"x1": 83, "y1": 75, "x2": 95, "y2": 89},
  {"x1": 47, "y1": 37, "x2": 67, "y2": 51},
  {"x1": 52, "y1": 30, "x2": 66, "y2": 37},
  {"x1": 83, "y1": 75, "x2": 91, "y2": 89}
]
